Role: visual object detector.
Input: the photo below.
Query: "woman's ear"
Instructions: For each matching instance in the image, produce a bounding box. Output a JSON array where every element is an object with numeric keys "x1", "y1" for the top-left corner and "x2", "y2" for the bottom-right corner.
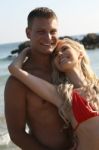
[
  {"x1": 78, "y1": 51, "x2": 84, "y2": 60},
  {"x1": 26, "y1": 27, "x2": 31, "y2": 39}
]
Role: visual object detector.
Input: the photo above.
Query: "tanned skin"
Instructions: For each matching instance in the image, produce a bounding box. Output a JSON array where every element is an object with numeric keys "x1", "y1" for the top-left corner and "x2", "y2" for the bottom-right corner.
[{"x1": 4, "y1": 16, "x2": 73, "y2": 150}]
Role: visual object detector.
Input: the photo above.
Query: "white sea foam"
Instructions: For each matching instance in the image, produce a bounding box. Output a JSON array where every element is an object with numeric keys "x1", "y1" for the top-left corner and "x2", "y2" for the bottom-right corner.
[{"x1": 0, "y1": 132, "x2": 10, "y2": 145}]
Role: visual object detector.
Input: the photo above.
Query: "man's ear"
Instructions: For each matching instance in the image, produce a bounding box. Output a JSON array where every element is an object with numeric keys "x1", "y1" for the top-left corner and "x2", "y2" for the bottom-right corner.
[{"x1": 26, "y1": 27, "x2": 31, "y2": 39}]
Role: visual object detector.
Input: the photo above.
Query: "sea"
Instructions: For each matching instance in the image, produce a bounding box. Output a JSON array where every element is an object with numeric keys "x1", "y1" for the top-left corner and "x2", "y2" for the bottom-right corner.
[
  {"x1": 0, "y1": 42, "x2": 21, "y2": 150},
  {"x1": 0, "y1": 42, "x2": 99, "y2": 150}
]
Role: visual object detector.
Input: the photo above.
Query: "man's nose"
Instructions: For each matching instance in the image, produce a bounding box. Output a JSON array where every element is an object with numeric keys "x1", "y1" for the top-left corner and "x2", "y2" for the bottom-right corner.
[{"x1": 45, "y1": 33, "x2": 52, "y2": 40}]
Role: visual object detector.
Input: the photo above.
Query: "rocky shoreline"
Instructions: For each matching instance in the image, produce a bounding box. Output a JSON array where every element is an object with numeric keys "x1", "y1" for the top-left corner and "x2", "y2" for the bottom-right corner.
[
  {"x1": 60, "y1": 33, "x2": 99, "y2": 49},
  {"x1": 11, "y1": 33, "x2": 99, "y2": 55}
]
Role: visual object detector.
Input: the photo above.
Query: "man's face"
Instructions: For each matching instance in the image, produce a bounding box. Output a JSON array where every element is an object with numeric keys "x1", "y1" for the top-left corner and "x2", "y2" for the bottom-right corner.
[{"x1": 26, "y1": 17, "x2": 58, "y2": 55}]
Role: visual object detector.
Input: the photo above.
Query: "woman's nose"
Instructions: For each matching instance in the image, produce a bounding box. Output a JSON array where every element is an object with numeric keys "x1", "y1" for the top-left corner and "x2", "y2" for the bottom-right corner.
[{"x1": 58, "y1": 51, "x2": 63, "y2": 55}]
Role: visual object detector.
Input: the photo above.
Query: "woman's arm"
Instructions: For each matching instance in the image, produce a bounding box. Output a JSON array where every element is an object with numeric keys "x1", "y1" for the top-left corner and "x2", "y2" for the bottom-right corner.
[
  {"x1": 9, "y1": 47, "x2": 30, "y2": 68},
  {"x1": 8, "y1": 52, "x2": 62, "y2": 108},
  {"x1": 9, "y1": 67, "x2": 62, "y2": 108}
]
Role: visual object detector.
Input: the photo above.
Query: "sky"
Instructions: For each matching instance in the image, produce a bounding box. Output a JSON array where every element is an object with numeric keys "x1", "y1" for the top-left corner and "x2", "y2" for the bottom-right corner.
[{"x1": 0, "y1": 0, "x2": 99, "y2": 44}]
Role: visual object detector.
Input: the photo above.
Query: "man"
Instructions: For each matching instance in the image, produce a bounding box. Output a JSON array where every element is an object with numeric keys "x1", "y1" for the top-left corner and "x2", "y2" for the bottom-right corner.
[{"x1": 4, "y1": 7, "x2": 73, "y2": 150}]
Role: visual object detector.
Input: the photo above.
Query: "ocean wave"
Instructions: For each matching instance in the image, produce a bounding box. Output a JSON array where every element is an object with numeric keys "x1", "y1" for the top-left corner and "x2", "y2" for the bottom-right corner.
[
  {"x1": 0, "y1": 132, "x2": 10, "y2": 146},
  {"x1": 0, "y1": 116, "x2": 10, "y2": 146},
  {"x1": 0, "y1": 55, "x2": 16, "y2": 62},
  {"x1": 0, "y1": 74, "x2": 9, "y2": 79}
]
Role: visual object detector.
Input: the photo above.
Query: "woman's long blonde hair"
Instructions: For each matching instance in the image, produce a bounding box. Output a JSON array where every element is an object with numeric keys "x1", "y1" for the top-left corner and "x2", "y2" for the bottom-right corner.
[
  {"x1": 51, "y1": 38, "x2": 99, "y2": 130},
  {"x1": 51, "y1": 38, "x2": 98, "y2": 85}
]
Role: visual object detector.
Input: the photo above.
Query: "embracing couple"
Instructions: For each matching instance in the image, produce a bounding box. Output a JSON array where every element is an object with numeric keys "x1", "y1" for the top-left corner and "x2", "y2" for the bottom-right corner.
[{"x1": 5, "y1": 7, "x2": 99, "y2": 150}]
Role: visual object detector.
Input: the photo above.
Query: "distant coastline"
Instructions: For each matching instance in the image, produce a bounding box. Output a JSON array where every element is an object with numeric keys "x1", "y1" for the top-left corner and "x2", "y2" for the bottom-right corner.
[
  {"x1": 60, "y1": 33, "x2": 99, "y2": 49},
  {"x1": 10, "y1": 32, "x2": 99, "y2": 55}
]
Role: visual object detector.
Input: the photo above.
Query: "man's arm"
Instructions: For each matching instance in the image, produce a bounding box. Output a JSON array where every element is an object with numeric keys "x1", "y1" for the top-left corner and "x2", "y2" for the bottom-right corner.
[{"x1": 4, "y1": 76, "x2": 49, "y2": 150}]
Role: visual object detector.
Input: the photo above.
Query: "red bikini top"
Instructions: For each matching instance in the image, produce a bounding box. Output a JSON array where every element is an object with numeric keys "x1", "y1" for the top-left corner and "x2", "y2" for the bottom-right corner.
[{"x1": 72, "y1": 91, "x2": 99, "y2": 130}]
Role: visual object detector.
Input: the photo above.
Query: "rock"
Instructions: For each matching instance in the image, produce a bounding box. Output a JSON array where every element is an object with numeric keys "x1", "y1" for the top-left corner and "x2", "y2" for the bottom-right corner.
[
  {"x1": 81, "y1": 33, "x2": 99, "y2": 49},
  {"x1": 10, "y1": 33, "x2": 99, "y2": 55},
  {"x1": 11, "y1": 41, "x2": 30, "y2": 54}
]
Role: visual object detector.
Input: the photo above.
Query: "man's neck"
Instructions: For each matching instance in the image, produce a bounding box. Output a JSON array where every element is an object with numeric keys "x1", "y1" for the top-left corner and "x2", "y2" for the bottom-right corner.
[{"x1": 27, "y1": 51, "x2": 52, "y2": 72}]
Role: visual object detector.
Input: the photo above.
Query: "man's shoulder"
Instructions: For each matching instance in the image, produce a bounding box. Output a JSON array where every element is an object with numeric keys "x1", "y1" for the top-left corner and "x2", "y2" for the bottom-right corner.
[
  {"x1": 5, "y1": 75, "x2": 27, "y2": 91},
  {"x1": 4, "y1": 75, "x2": 29, "y2": 103},
  {"x1": 7, "y1": 75, "x2": 23, "y2": 84}
]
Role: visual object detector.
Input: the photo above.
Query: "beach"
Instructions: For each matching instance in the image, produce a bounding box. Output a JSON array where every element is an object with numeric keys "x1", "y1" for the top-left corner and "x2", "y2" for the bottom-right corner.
[
  {"x1": 0, "y1": 42, "x2": 99, "y2": 150},
  {"x1": 0, "y1": 42, "x2": 21, "y2": 150}
]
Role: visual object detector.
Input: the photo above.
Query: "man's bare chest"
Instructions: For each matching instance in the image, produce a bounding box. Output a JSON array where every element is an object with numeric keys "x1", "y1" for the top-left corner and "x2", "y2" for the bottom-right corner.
[
  {"x1": 25, "y1": 90, "x2": 67, "y2": 149},
  {"x1": 26, "y1": 90, "x2": 66, "y2": 128}
]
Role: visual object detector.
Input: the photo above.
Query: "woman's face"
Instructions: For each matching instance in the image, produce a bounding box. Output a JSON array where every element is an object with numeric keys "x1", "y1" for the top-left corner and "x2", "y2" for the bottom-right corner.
[{"x1": 53, "y1": 42, "x2": 81, "y2": 72}]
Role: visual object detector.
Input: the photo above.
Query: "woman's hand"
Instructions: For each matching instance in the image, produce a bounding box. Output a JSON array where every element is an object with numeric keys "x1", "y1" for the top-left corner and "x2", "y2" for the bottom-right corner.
[{"x1": 8, "y1": 47, "x2": 30, "y2": 73}]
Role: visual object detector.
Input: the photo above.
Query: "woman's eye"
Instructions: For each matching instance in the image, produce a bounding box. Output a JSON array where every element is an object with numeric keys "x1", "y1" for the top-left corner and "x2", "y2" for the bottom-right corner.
[
  {"x1": 62, "y1": 48, "x2": 66, "y2": 52},
  {"x1": 54, "y1": 53, "x2": 58, "y2": 57},
  {"x1": 62, "y1": 46, "x2": 68, "y2": 52}
]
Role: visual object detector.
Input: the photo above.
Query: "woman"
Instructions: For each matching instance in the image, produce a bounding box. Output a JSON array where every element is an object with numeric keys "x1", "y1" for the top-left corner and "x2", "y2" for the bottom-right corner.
[{"x1": 8, "y1": 38, "x2": 99, "y2": 150}]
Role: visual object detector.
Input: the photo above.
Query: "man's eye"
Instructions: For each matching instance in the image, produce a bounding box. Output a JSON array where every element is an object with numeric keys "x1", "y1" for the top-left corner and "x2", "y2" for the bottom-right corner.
[
  {"x1": 51, "y1": 30, "x2": 57, "y2": 35},
  {"x1": 37, "y1": 31, "x2": 44, "y2": 34}
]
